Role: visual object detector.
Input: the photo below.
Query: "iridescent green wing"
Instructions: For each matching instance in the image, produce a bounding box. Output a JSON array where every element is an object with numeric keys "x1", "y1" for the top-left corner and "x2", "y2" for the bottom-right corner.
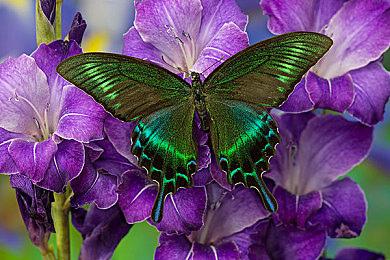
[
  {"x1": 57, "y1": 53, "x2": 197, "y2": 223},
  {"x1": 131, "y1": 100, "x2": 197, "y2": 223},
  {"x1": 203, "y1": 31, "x2": 333, "y2": 107},
  {"x1": 56, "y1": 53, "x2": 191, "y2": 121},
  {"x1": 206, "y1": 99, "x2": 279, "y2": 213}
]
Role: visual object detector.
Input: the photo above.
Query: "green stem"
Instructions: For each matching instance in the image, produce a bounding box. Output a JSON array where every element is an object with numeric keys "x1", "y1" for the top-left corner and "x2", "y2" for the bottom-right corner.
[
  {"x1": 55, "y1": 0, "x2": 63, "y2": 40},
  {"x1": 53, "y1": 192, "x2": 70, "y2": 260}
]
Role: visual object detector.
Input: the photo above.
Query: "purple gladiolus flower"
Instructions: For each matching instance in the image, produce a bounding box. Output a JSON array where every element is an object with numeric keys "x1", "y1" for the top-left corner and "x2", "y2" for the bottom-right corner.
[
  {"x1": 0, "y1": 40, "x2": 107, "y2": 192},
  {"x1": 155, "y1": 182, "x2": 269, "y2": 260},
  {"x1": 261, "y1": 0, "x2": 390, "y2": 126},
  {"x1": 71, "y1": 204, "x2": 132, "y2": 260},
  {"x1": 247, "y1": 112, "x2": 373, "y2": 259},
  {"x1": 332, "y1": 247, "x2": 385, "y2": 260},
  {"x1": 10, "y1": 174, "x2": 54, "y2": 253},
  {"x1": 123, "y1": 0, "x2": 249, "y2": 77},
  {"x1": 70, "y1": 116, "x2": 138, "y2": 209}
]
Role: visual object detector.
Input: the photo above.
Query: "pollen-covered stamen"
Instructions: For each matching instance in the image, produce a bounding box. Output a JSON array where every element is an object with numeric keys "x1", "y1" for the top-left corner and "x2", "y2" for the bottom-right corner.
[
  {"x1": 10, "y1": 91, "x2": 50, "y2": 141},
  {"x1": 164, "y1": 25, "x2": 197, "y2": 76}
]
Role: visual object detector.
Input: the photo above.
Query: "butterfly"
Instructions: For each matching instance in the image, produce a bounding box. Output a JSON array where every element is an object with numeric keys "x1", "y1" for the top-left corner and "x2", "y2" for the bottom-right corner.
[{"x1": 56, "y1": 31, "x2": 332, "y2": 223}]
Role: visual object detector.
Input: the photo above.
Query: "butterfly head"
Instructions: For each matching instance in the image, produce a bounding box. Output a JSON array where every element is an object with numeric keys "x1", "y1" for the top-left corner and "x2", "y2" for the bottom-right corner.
[{"x1": 190, "y1": 71, "x2": 201, "y2": 82}]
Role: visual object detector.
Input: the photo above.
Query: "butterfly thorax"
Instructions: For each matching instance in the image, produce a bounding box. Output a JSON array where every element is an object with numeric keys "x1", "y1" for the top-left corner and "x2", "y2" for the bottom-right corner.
[{"x1": 190, "y1": 72, "x2": 209, "y2": 132}]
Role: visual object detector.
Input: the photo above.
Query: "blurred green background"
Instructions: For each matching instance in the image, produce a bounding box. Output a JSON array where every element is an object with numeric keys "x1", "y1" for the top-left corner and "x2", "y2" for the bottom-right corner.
[{"x1": 0, "y1": 0, "x2": 389, "y2": 259}]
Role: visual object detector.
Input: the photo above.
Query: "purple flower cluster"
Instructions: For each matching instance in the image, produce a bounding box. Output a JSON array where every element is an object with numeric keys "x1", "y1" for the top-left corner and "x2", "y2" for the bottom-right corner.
[{"x1": 0, "y1": 0, "x2": 389, "y2": 259}]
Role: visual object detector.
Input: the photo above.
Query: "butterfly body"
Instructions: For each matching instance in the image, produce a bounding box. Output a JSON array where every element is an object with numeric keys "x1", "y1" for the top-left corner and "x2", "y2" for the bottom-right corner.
[{"x1": 56, "y1": 31, "x2": 333, "y2": 223}]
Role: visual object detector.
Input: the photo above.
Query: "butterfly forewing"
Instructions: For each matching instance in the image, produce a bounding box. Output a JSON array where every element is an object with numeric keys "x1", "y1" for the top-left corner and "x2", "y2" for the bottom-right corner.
[
  {"x1": 203, "y1": 31, "x2": 333, "y2": 107},
  {"x1": 206, "y1": 99, "x2": 279, "y2": 213},
  {"x1": 131, "y1": 100, "x2": 198, "y2": 223},
  {"x1": 56, "y1": 53, "x2": 192, "y2": 121}
]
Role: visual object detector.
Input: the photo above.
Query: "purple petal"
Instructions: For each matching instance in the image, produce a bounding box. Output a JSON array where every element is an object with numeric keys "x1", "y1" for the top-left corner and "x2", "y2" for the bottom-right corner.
[
  {"x1": 267, "y1": 111, "x2": 316, "y2": 186},
  {"x1": 261, "y1": 0, "x2": 346, "y2": 34},
  {"x1": 297, "y1": 115, "x2": 373, "y2": 193},
  {"x1": 118, "y1": 169, "x2": 157, "y2": 223},
  {"x1": 278, "y1": 79, "x2": 314, "y2": 113},
  {"x1": 37, "y1": 139, "x2": 84, "y2": 192},
  {"x1": 104, "y1": 115, "x2": 138, "y2": 165},
  {"x1": 123, "y1": 27, "x2": 170, "y2": 70},
  {"x1": 55, "y1": 86, "x2": 107, "y2": 142},
  {"x1": 93, "y1": 138, "x2": 136, "y2": 179},
  {"x1": 273, "y1": 186, "x2": 321, "y2": 228},
  {"x1": 347, "y1": 62, "x2": 390, "y2": 125},
  {"x1": 155, "y1": 234, "x2": 192, "y2": 260},
  {"x1": 193, "y1": 167, "x2": 213, "y2": 187},
  {"x1": 9, "y1": 138, "x2": 57, "y2": 183},
  {"x1": 222, "y1": 222, "x2": 261, "y2": 260},
  {"x1": 247, "y1": 220, "x2": 271, "y2": 260},
  {"x1": 71, "y1": 204, "x2": 132, "y2": 260},
  {"x1": 31, "y1": 40, "x2": 82, "y2": 88},
  {"x1": 150, "y1": 186, "x2": 207, "y2": 235},
  {"x1": 334, "y1": 248, "x2": 385, "y2": 260},
  {"x1": 118, "y1": 169, "x2": 207, "y2": 234},
  {"x1": 193, "y1": 241, "x2": 240, "y2": 260},
  {"x1": 0, "y1": 55, "x2": 50, "y2": 136},
  {"x1": 0, "y1": 128, "x2": 27, "y2": 174},
  {"x1": 306, "y1": 72, "x2": 355, "y2": 113},
  {"x1": 198, "y1": 0, "x2": 247, "y2": 44},
  {"x1": 309, "y1": 177, "x2": 367, "y2": 238},
  {"x1": 316, "y1": 0, "x2": 390, "y2": 78},
  {"x1": 134, "y1": 0, "x2": 202, "y2": 69},
  {"x1": 262, "y1": 224, "x2": 326, "y2": 260},
  {"x1": 210, "y1": 154, "x2": 233, "y2": 191},
  {"x1": 70, "y1": 150, "x2": 118, "y2": 209},
  {"x1": 68, "y1": 12, "x2": 87, "y2": 45},
  {"x1": 192, "y1": 22, "x2": 249, "y2": 77},
  {"x1": 191, "y1": 183, "x2": 268, "y2": 244}
]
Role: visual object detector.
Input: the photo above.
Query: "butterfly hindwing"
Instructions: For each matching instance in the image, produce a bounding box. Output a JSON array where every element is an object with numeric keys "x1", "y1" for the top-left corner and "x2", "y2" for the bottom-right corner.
[
  {"x1": 206, "y1": 99, "x2": 279, "y2": 212},
  {"x1": 56, "y1": 53, "x2": 191, "y2": 121},
  {"x1": 203, "y1": 31, "x2": 333, "y2": 107},
  {"x1": 131, "y1": 100, "x2": 198, "y2": 223}
]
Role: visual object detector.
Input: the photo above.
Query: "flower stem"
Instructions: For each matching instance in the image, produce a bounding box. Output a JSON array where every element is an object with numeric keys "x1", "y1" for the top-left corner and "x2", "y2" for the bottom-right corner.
[
  {"x1": 52, "y1": 192, "x2": 70, "y2": 260},
  {"x1": 55, "y1": 0, "x2": 63, "y2": 40}
]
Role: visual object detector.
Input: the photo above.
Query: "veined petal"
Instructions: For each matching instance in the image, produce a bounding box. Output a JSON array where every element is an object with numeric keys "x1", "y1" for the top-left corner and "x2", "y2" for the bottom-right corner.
[
  {"x1": 314, "y1": 0, "x2": 390, "y2": 78},
  {"x1": 155, "y1": 234, "x2": 192, "y2": 260},
  {"x1": 296, "y1": 115, "x2": 373, "y2": 194},
  {"x1": 9, "y1": 138, "x2": 57, "y2": 183},
  {"x1": 347, "y1": 62, "x2": 390, "y2": 125},
  {"x1": 123, "y1": 27, "x2": 170, "y2": 71},
  {"x1": 192, "y1": 242, "x2": 240, "y2": 260},
  {"x1": 197, "y1": 0, "x2": 247, "y2": 47},
  {"x1": 260, "y1": 0, "x2": 346, "y2": 33},
  {"x1": 192, "y1": 22, "x2": 249, "y2": 77},
  {"x1": 309, "y1": 177, "x2": 367, "y2": 238},
  {"x1": 134, "y1": 0, "x2": 202, "y2": 71},
  {"x1": 278, "y1": 79, "x2": 314, "y2": 113},
  {"x1": 0, "y1": 128, "x2": 28, "y2": 174},
  {"x1": 70, "y1": 151, "x2": 118, "y2": 209},
  {"x1": 55, "y1": 86, "x2": 107, "y2": 142},
  {"x1": 0, "y1": 55, "x2": 50, "y2": 136},
  {"x1": 37, "y1": 139, "x2": 84, "y2": 192},
  {"x1": 306, "y1": 72, "x2": 355, "y2": 113}
]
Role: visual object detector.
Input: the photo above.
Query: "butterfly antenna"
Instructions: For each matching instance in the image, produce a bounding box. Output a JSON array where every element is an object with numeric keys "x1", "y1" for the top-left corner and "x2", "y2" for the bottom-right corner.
[{"x1": 200, "y1": 55, "x2": 225, "y2": 75}]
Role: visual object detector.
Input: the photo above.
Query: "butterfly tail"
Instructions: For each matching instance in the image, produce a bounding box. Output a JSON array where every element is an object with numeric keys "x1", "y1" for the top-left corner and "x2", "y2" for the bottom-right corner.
[
  {"x1": 252, "y1": 175, "x2": 278, "y2": 213},
  {"x1": 151, "y1": 183, "x2": 169, "y2": 223}
]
